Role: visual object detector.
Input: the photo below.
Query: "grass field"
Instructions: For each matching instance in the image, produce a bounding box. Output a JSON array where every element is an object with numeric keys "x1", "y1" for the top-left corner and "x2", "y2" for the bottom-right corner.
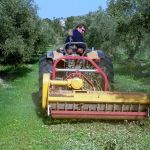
[{"x1": 0, "y1": 62, "x2": 150, "y2": 150}]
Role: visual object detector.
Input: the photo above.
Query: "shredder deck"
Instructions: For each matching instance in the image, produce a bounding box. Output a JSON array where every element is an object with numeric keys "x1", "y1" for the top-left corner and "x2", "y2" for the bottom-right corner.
[{"x1": 47, "y1": 90, "x2": 150, "y2": 120}]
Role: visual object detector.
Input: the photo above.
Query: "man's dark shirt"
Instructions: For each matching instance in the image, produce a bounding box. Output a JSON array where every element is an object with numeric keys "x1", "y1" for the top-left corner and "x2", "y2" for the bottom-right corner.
[
  {"x1": 65, "y1": 29, "x2": 85, "y2": 49},
  {"x1": 65, "y1": 29, "x2": 84, "y2": 43}
]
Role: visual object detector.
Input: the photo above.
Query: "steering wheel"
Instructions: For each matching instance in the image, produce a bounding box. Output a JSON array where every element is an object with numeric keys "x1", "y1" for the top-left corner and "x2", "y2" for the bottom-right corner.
[{"x1": 64, "y1": 42, "x2": 88, "y2": 55}]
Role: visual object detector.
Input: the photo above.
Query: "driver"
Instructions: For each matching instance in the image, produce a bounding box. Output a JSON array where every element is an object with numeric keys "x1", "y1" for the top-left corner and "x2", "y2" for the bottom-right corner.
[{"x1": 65, "y1": 23, "x2": 86, "y2": 55}]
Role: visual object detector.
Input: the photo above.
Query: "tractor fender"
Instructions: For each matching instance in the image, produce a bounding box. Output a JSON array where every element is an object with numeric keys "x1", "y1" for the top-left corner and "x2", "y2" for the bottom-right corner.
[
  {"x1": 86, "y1": 51, "x2": 99, "y2": 60},
  {"x1": 46, "y1": 50, "x2": 64, "y2": 60},
  {"x1": 86, "y1": 50, "x2": 113, "y2": 71},
  {"x1": 97, "y1": 50, "x2": 107, "y2": 59},
  {"x1": 97, "y1": 50, "x2": 113, "y2": 64},
  {"x1": 86, "y1": 50, "x2": 110, "y2": 60},
  {"x1": 46, "y1": 51, "x2": 54, "y2": 59}
]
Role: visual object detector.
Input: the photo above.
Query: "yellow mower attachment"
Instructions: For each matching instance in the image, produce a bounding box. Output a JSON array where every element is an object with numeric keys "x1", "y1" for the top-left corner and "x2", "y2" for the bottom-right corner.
[
  {"x1": 42, "y1": 73, "x2": 150, "y2": 120},
  {"x1": 42, "y1": 74, "x2": 84, "y2": 110}
]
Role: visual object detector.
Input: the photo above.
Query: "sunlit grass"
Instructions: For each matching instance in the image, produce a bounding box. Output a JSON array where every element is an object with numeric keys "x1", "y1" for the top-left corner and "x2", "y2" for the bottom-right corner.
[{"x1": 0, "y1": 63, "x2": 150, "y2": 150}]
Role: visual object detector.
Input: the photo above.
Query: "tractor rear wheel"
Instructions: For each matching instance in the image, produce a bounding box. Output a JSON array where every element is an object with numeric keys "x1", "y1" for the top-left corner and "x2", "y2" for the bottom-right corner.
[
  {"x1": 93, "y1": 51, "x2": 114, "y2": 91},
  {"x1": 99, "y1": 57, "x2": 114, "y2": 90},
  {"x1": 39, "y1": 54, "x2": 52, "y2": 102}
]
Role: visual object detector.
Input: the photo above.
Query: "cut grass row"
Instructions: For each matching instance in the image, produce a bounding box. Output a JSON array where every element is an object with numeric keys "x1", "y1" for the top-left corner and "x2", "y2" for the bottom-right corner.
[{"x1": 0, "y1": 62, "x2": 150, "y2": 150}]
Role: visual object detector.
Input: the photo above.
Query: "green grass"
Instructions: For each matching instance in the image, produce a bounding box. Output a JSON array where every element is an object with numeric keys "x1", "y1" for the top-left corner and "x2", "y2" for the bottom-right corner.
[
  {"x1": 114, "y1": 63, "x2": 150, "y2": 93},
  {"x1": 0, "y1": 63, "x2": 150, "y2": 150}
]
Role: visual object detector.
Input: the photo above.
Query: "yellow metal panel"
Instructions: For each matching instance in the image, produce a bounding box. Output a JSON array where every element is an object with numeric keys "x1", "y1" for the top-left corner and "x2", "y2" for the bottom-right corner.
[
  {"x1": 48, "y1": 91, "x2": 150, "y2": 104},
  {"x1": 53, "y1": 51, "x2": 64, "y2": 60},
  {"x1": 69, "y1": 78, "x2": 83, "y2": 89},
  {"x1": 49, "y1": 78, "x2": 83, "y2": 90},
  {"x1": 50, "y1": 80, "x2": 68, "y2": 86},
  {"x1": 86, "y1": 51, "x2": 99, "y2": 59},
  {"x1": 42, "y1": 73, "x2": 50, "y2": 110}
]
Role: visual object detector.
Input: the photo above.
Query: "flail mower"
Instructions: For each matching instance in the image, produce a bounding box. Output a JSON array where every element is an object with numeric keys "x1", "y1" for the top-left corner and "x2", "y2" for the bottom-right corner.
[{"x1": 39, "y1": 42, "x2": 150, "y2": 120}]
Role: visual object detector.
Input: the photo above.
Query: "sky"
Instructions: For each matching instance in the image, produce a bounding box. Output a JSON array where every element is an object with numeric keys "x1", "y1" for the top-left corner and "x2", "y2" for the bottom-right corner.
[{"x1": 34, "y1": 0, "x2": 108, "y2": 19}]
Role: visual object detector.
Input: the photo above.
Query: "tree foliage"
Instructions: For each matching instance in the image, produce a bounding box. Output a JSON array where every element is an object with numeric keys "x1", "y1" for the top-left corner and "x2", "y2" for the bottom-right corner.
[
  {"x1": 0, "y1": 0, "x2": 37, "y2": 64},
  {"x1": 1, "y1": 0, "x2": 149, "y2": 65},
  {"x1": 0, "y1": 0, "x2": 58, "y2": 65},
  {"x1": 107, "y1": 0, "x2": 150, "y2": 60},
  {"x1": 63, "y1": 0, "x2": 150, "y2": 62},
  {"x1": 84, "y1": 10, "x2": 117, "y2": 54}
]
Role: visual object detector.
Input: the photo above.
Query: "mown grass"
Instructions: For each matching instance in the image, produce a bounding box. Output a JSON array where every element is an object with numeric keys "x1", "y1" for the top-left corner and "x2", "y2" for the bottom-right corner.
[{"x1": 0, "y1": 62, "x2": 150, "y2": 150}]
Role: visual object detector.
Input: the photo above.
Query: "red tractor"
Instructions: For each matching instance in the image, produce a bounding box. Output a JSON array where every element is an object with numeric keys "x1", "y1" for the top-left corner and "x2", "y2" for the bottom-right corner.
[{"x1": 39, "y1": 42, "x2": 150, "y2": 120}]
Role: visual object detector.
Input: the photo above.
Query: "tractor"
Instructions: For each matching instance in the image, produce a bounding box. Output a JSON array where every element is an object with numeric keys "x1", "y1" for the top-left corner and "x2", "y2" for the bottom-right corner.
[{"x1": 39, "y1": 42, "x2": 150, "y2": 120}]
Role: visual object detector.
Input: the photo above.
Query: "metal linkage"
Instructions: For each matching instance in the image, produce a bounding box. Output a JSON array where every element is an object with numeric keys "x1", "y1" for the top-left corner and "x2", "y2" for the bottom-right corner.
[
  {"x1": 56, "y1": 68, "x2": 96, "y2": 72},
  {"x1": 52, "y1": 55, "x2": 109, "y2": 91},
  {"x1": 47, "y1": 105, "x2": 51, "y2": 116}
]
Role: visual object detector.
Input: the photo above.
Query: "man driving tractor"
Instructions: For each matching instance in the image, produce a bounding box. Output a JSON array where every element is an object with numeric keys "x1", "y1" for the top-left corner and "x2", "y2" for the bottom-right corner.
[{"x1": 65, "y1": 23, "x2": 86, "y2": 55}]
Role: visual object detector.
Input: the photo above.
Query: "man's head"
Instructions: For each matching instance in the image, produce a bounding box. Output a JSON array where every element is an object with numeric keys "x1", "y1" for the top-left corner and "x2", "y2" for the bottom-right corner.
[{"x1": 76, "y1": 23, "x2": 86, "y2": 34}]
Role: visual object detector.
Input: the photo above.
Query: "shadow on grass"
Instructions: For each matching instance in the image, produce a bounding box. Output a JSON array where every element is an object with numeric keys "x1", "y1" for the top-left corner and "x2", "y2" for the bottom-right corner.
[
  {"x1": 32, "y1": 91, "x2": 54, "y2": 125},
  {"x1": 0, "y1": 65, "x2": 33, "y2": 81}
]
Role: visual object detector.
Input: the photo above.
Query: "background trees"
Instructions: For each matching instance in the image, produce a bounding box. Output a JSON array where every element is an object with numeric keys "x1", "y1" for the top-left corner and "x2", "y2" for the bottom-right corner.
[
  {"x1": 107, "y1": 0, "x2": 150, "y2": 60},
  {"x1": 84, "y1": 10, "x2": 118, "y2": 55},
  {"x1": 0, "y1": 0, "x2": 61, "y2": 65},
  {"x1": 0, "y1": 0, "x2": 149, "y2": 66},
  {"x1": 0, "y1": 0, "x2": 39, "y2": 64}
]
